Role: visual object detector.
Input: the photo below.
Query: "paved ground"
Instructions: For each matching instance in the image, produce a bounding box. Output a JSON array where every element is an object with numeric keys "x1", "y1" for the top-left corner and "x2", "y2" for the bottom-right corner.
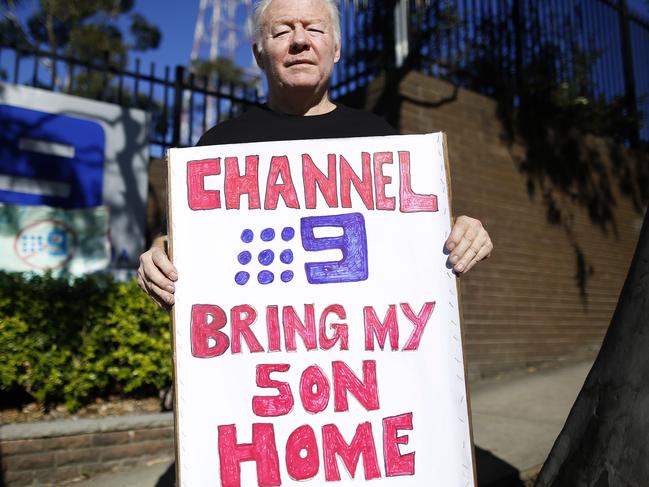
[
  {"x1": 71, "y1": 360, "x2": 593, "y2": 486},
  {"x1": 471, "y1": 360, "x2": 592, "y2": 483}
]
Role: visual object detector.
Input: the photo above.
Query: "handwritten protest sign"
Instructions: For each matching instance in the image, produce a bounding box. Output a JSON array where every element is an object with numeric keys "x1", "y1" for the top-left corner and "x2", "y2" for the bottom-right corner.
[{"x1": 168, "y1": 133, "x2": 475, "y2": 486}]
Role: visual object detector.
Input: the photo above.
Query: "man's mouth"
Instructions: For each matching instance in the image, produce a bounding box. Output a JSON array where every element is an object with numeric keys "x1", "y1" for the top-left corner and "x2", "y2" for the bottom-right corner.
[{"x1": 286, "y1": 59, "x2": 315, "y2": 66}]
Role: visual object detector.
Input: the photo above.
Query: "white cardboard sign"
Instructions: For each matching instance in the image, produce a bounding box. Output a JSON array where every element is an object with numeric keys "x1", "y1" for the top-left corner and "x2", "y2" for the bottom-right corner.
[{"x1": 168, "y1": 133, "x2": 475, "y2": 487}]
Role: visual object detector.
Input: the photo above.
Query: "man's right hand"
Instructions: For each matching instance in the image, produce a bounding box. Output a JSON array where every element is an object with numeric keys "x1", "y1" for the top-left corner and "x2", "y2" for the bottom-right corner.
[{"x1": 137, "y1": 235, "x2": 178, "y2": 309}]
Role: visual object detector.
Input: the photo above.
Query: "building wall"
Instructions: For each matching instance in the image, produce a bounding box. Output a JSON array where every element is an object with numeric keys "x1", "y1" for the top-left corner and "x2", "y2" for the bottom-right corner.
[
  {"x1": 148, "y1": 71, "x2": 644, "y2": 380},
  {"x1": 342, "y1": 71, "x2": 644, "y2": 379}
]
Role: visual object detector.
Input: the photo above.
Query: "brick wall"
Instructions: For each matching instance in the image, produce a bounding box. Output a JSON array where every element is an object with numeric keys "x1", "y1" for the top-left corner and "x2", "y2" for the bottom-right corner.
[
  {"x1": 0, "y1": 414, "x2": 174, "y2": 486},
  {"x1": 148, "y1": 71, "x2": 644, "y2": 380},
  {"x1": 348, "y1": 71, "x2": 643, "y2": 379}
]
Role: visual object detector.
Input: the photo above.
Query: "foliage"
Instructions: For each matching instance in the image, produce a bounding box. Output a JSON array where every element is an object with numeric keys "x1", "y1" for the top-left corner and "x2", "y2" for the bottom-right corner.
[
  {"x1": 0, "y1": 272, "x2": 172, "y2": 412},
  {"x1": 1, "y1": 0, "x2": 161, "y2": 107},
  {"x1": 191, "y1": 57, "x2": 254, "y2": 87},
  {"x1": 5, "y1": 0, "x2": 160, "y2": 63}
]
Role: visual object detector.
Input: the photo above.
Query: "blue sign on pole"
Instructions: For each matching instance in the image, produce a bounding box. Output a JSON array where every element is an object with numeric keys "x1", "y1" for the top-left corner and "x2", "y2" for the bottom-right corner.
[{"x1": 0, "y1": 104, "x2": 105, "y2": 208}]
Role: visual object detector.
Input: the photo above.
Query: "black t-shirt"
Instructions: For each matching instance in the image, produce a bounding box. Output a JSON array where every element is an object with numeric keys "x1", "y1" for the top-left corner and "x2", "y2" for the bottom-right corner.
[{"x1": 197, "y1": 103, "x2": 397, "y2": 145}]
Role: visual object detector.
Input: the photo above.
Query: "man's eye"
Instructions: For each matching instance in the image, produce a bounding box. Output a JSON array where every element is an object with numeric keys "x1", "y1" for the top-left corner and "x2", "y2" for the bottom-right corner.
[
  {"x1": 308, "y1": 28, "x2": 324, "y2": 33},
  {"x1": 273, "y1": 31, "x2": 289, "y2": 37}
]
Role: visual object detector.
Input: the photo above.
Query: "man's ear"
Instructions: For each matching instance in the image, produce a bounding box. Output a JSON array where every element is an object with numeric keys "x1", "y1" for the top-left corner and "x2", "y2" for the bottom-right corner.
[
  {"x1": 333, "y1": 41, "x2": 341, "y2": 64},
  {"x1": 252, "y1": 44, "x2": 265, "y2": 70}
]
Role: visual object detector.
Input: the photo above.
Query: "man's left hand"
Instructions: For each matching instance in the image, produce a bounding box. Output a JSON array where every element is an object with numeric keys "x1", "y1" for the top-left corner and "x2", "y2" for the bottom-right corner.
[{"x1": 445, "y1": 215, "x2": 493, "y2": 274}]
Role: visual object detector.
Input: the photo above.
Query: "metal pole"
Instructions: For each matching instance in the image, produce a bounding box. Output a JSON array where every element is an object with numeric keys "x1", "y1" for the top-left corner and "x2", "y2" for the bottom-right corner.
[
  {"x1": 394, "y1": 0, "x2": 409, "y2": 68},
  {"x1": 618, "y1": 0, "x2": 640, "y2": 148},
  {"x1": 173, "y1": 65, "x2": 185, "y2": 147}
]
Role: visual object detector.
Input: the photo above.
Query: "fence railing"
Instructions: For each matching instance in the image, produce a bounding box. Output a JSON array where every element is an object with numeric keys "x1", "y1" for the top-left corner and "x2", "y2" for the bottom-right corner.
[
  {"x1": 0, "y1": 44, "x2": 267, "y2": 155},
  {"x1": 1, "y1": 0, "x2": 647, "y2": 152},
  {"x1": 339, "y1": 0, "x2": 649, "y2": 144}
]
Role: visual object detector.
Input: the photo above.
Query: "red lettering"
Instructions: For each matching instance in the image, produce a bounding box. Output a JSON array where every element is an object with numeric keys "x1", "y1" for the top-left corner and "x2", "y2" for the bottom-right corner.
[
  {"x1": 333, "y1": 360, "x2": 379, "y2": 412},
  {"x1": 299, "y1": 365, "x2": 330, "y2": 413},
  {"x1": 401, "y1": 302, "x2": 435, "y2": 351},
  {"x1": 383, "y1": 413, "x2": 415, "y2": 476},
  {"x1": 225, "y1": 156, "x2": 261, "y2": 209},
  {"x1": 187, "y1": 158, "x2": 221, "y2": 210},
  {"x1": 373, "y1": 152, "x2": 395, "y2": 210},
  {"x1": 252, "y1": 364, "x2": 293, "y2": 417},
  {"x1": 364, "y1": 305, "x2": 399, "y2": 351},
  {"x1": 190, "y1": 304, "x2": 229, "y2": 358},
  {"x1": 266, "y1": 305, "x2": 281, "y2": 352},
  {"x1": 340, "y1": 154, "x2": 374, "y2": 209},
  {"x1": 303, "y1": 154, "x2": 338, "y2": 208},
  {"x1": 231, "y1": 305, "x2": 264, "y2": 354},
  {"x1": 399, "y1": 151, "x2": 438, "y2": 212},
  {"x1": 265, "y1": 156, "x2": 299, "y2": 209},
  {"x1": 319, "y1": 304, "x2": 349, "y2": 350},
  {"x1": 283, "y1": 305, "x2": 317, "y2": 351},
  {"x1": 285, "y1": 425, "x2": 320, "y2": 481},
  {"x1": 322, "y1": 422, "x2": 381, "y2": 481},
  {"x1": 218, "y1": 423, "x2": 281, "y2": 487}
]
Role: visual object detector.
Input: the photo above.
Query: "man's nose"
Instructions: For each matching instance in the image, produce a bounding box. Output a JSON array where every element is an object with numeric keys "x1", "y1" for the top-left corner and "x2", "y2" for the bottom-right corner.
[{"x1": 290, "y1": 25, "x2": 310, "y2": 51}]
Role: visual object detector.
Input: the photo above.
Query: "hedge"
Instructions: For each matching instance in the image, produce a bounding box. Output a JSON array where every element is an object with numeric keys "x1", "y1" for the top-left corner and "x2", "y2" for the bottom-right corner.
[{"x1": 0, "y1": 272, "x2": 172, "y2": 412}]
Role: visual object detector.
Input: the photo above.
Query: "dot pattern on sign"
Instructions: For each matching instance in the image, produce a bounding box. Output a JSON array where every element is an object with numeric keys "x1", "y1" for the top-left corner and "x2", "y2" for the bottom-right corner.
[
  {"x1": 235, "y1": 226, "x2": 295, "y2": 285},
  {"x1": 21, "y1": 235, "x2": 44, "y2": 254}
]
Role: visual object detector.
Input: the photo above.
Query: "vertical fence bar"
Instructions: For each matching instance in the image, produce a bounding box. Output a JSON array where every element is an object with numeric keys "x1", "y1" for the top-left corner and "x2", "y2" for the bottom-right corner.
[
  {"x1": 162, "y1": 66, "x2": 170, "y2": 147},
  {"x1": 188, "y1": 73, "x2": 196, "y2": 144},
  {"x1": 134, "y1": 58, "x2": 141, "y2": 107},
  {"x1": 149, "y1": 62, "x2": 156, "y2": 103},
  {"x1": 618, "y1": 0, "x2": 640, "y2": 146},
  {"x1": 513, "y1": 0, "x2": 524, "y2": 97},
  {"x1": 202, "y1": 74, "x2": 208, "y2": 135},
  {"x1": 172, "y1": 65, "x2": 185, "y2": 147},
  {"x1": 13, "y1": 48, "x2": 20, "y2": 84},
  {"x1": 118, "y1": 54, "x2": 125, "y2": 105},
  {"x1": 32, "y1": 48, "x2": 38, "y2": 87},
  {"x1": 216, "y1": 76, "x2": 222, "y2": 124}
]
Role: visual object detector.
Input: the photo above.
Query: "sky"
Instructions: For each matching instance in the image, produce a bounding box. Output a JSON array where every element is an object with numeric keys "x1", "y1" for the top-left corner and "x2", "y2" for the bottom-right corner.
[
  {"x1": 124, "y1": 0, "x2": 257, "y2": 78},
  {"x1": 124, "y1": 0, "x2": 200, "y2": 75}
]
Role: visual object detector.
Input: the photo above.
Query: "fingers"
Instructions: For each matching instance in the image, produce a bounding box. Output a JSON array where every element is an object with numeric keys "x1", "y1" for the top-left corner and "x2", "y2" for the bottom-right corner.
[
  {"x1": 461, "y1": 234, "x2": 493, "y2": 274},
  {"x1": 137, "y1": 243, "x2": 178, "y2": 308},
  {"x1": 138, "y1": 273, "x2": 172, "y2": 310},
  {"x1": 445, "y1": 216, "x2": 471, "y2": 252},
  {"x1": 152, "y1": 247, "x2": 178, "y2": 281},
  {"x1": 446, "y1": 216, "x2": 492, "y2": 274}
]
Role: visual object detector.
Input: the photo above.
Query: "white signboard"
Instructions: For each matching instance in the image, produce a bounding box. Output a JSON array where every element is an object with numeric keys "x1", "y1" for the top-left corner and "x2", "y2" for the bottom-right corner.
[
  {"x1": 168, "y1": 133, "x2": 475, "y2": 487},
  {"x1": 0, "y1": 83, "x2": 149, "y2": 269}
]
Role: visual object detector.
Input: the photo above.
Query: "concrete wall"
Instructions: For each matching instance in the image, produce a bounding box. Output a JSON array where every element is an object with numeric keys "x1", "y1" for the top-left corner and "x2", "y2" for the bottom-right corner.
[{"x1": 345, "y1": 71, "x2": 643, "y2": 379}]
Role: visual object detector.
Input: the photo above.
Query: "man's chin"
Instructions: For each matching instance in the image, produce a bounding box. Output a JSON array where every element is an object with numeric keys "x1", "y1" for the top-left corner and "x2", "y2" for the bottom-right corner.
[{"x1": 281, "y1": 78, "x2": 324, "y2": 91}]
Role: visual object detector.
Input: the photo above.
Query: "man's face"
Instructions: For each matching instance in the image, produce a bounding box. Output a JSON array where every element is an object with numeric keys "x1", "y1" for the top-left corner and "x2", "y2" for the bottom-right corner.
[{"x1": 254, "y1": 0, "x2": 341, "y2": 99}]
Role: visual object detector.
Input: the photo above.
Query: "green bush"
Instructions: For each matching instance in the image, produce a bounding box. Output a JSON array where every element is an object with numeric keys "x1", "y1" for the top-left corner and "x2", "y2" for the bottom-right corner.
[{"x1": 0, "y1": 272, "x2": 171, "y2": 411}]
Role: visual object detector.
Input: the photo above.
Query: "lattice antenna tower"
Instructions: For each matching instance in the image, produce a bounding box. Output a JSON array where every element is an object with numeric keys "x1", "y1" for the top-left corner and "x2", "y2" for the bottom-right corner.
[{"x1": 188, "y1": 0, "x2": 260, "y2": 132}]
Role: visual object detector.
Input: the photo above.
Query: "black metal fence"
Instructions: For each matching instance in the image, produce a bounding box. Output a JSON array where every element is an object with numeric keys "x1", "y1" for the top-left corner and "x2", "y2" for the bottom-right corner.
[
  {"x1": 344, "y1": 0, "x2": 649, "y2": 143},
  {"x1": 0, "y1": 44, "x2": 266, "y2": 156},
  {"x1": 1, "y1": 0, "x2": 647, "y2": 152}
]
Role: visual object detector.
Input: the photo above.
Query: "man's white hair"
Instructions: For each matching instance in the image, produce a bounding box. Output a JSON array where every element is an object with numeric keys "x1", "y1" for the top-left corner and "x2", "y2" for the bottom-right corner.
[{"x1": 252, "y1": 0, "x2": 342, "y2": 48}]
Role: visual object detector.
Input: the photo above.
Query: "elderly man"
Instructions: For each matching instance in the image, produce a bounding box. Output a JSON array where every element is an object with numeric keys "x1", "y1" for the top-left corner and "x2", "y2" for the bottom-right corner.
[{"x1": 137, "y1": 0, "x2": 493, "y2": 308}]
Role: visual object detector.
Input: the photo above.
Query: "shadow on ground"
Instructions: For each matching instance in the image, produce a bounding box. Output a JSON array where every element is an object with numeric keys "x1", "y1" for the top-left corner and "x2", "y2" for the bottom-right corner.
[{"x1": 151, "y1": 445, "x2": 524, "y2": 486}]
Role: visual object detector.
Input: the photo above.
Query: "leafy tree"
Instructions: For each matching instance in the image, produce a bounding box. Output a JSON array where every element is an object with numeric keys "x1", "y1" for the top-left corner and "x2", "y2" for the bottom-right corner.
[
  {"x1": 191, "y1": 57, "x2": 253, "y2": 87},
  {"x1": 2, "y1": 0, "x2": 160, "y2": 66}
]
